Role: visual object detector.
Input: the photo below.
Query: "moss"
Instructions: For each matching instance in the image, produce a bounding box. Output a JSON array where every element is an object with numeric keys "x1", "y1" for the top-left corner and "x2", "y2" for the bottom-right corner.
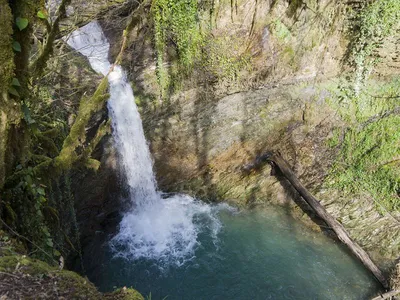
[
  {"x1": 346, "y1": 0, "x2": 400, "y2": 92},
  {"x1": 326, "y1": 127, "x2": 342, "y2": 148},
  {"x1": 0, "y1": 0, "x2": 14, "y2": 95},
  {"x1": 327, "y1": 77, "x2": 400, "y2": 212},
  {"x1": 84, "y1": 158, "x2": 101, "y2": 171},
  {"x1": 0, "y1": 231, "x2": 27, "y2": 256},
  {"x1": 11, "y1": 0, "x2": 44, "y2": 98},
  {"x1": 0, "y1": 254, "x2": 102, "y2": 299},
  {"x1": 34, "y1": 131, "x2": 60, "y2": 157},
  {"x1": 57, "y1": 269, "x2": 102, "y2": 299},
  {"x1": 330, "y1": 115, "x2": 400, "y2": 212},
  {"x1": 0, "y1": 253, "x2": 144, "y2": 299},
  {"x1": 271, "y1": 19, "x2": 291, "y2": 43},
  {"x1": 104, "y1": 287, "x2": 144, "y2": 300},
  {"x1": 82, "y1": 120, "x2": 110, "y2": 158},
  {"x1": 54, "y1": 77, "x2": 109, "y2": 173},
  {"x1": 4, "y1": 76, "x2": 110, "y2": 194},
  {"x1": 0, "y1": 0, "x2": 15, "y2": 188},
  {"x1": 0, "y1": 255, "x2": 53, "y2": 273},
  {"x1": 281, "y1": 46, "x2": 299, "y2": 70},
  {"x1": 202, "y1": 35, "x2": 252, "y2": 84},
  {"x1": 151, "y1": 0, "x2": 204, "y2": 69}
]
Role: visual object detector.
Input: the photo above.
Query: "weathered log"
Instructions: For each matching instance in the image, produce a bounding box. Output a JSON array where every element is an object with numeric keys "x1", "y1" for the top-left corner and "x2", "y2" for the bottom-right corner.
[
  {"x1": 371, "y1": 290, "x2": 400, "y2": 300},
  {"x1": 258, "y1": 151, "x2": 389, "y2": 289}
]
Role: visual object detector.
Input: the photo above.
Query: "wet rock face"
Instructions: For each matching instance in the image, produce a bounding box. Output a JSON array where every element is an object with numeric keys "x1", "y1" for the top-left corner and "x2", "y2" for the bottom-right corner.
[
  {"x1": 141, "y1": 80, "x2": 400, "y2": 267},
  {"x1": 144, "y1": 83, "x2": 340, "y2": 202},
  {"x1": 71, "y1": 135, "x2": 124, "y2": 265}
]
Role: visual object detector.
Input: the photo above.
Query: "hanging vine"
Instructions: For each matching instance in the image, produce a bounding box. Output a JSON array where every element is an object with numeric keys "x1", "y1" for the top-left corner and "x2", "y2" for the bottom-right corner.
[{"x1": 151, "y1": 0, "x2": 204, "y2": 96}]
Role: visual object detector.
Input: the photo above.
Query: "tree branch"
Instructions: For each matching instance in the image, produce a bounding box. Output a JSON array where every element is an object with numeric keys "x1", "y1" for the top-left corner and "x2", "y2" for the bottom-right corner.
[{"x1": 29, "y1": 0, "x2": 71, "y2": 76}]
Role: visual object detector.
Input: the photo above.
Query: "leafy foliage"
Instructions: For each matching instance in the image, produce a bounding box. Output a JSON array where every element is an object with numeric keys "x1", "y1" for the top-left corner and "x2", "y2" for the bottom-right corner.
[
  {"x1": 271, "y1": 19, "x2": 291, "y2": 43},
  {"x1": 2, "y1": 166, "x2": 55, "y2": 260},
  {"x1": 151, "y1": 0, "x2": 203, "y2": 68},
  {"x1": 346, "y1": 0, "x2": 400, "y2": 94},
  {"x1": 1, "y1": 0, "x2": 110, "y2": 263},
  {"x1": 15, "y1": 17, "x2": 29, "y2": 31},
  {"x1": 0, "y1": 0, "x2": 14, "y2": 96},
  {"x1": 12, "y1": 41, "x2": 21, "y2": 52},
  {"x1": 151, "y1": 0, "x2": 204, "y2": 95},
  {"x1": 37, "y1": 10, "x2": 47, "y2": 19},
  {"x1": 333, "y1": 1, "x2": 400, "y2": 203},
  {"x1": 8, "y1": 86, "x2": 20, "y2": 97},
  {"x1": 150, "y1": 0, "x2": 252, "y2": 97},
  {"x1": 11, "y1": 78, "x2": 21, "y2": 87},
  {"x1": 331, "y1": 116, "x2": 400, "y2": 212},
  {"x1": 202, "y1": 35, "x2": 251, "y2": 83},
  {"x1": 328, "y1": 78, "x2": 400, "y2": 212}
]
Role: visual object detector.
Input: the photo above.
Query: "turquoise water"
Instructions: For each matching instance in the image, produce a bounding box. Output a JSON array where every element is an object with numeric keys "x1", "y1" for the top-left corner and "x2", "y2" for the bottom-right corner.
[{"x1": 87, "y1": 207, "x2": 381, "y2": 299}]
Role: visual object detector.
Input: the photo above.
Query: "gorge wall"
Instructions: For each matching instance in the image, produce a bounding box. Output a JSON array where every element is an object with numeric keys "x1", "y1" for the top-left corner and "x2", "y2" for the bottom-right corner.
[{"x1": 99, "y1": 0, "x2": 400, "y2": 269}]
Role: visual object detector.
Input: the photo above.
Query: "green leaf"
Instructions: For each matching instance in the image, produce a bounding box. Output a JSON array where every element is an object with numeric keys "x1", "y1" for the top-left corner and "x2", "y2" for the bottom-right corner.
[
  {"x1": 25, "y1": 174, "x2": 33, "y2": 185},
  {"x1": 8, "y1": 86, "x2": 20, "y2": 97},
  {"x1": 11, "y1": 78, "x2": 21, "y2": 87},
  {"x1": 37, "y1": 10, "x2": 47, "y2": 19},
  {"x1": 37, "y1": 187, "x2": 45, "y2": 196},
  {"x1": 16, "y1": 17, "x2": 29, "y2": 31},
  {"x1": 43, "y1": 228, "x2": 51, "y2": 237},
  {"x1": 22, "y1": 103, "x2": 36, "y2": 124},
  {"x1": 46, "y1": 238, "x2": 53, "y2": 248},
  {"x1": 12, "y1": 41, "x2": 21, "y2": 52}
]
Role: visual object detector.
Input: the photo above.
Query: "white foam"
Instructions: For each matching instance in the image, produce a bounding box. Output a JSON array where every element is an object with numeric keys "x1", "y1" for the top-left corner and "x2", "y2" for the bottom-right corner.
[{"x1": 112, "y1": 194, "x2": 226, "y2": 265}]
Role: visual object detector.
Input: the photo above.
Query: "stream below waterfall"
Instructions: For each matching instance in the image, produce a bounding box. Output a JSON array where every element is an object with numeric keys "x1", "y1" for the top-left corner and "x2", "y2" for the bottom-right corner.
[
  {"x1": 86, "y1": 206, "x2": 381, "y2": 299},
  {"x1": 67, "y1": 21, "x2": 382, "y2": 300}
]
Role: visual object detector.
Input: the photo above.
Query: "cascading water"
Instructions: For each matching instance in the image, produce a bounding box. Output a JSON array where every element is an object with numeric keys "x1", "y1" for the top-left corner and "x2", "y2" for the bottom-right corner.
[{"x1": 67, "y1": 21, "x2": 224, "y2": 265}]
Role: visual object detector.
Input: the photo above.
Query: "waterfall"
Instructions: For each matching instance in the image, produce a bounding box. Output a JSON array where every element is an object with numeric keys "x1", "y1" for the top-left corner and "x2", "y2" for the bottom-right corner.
[{"x1": 67, "y1": 21, "x2": 225, "y2": 265}]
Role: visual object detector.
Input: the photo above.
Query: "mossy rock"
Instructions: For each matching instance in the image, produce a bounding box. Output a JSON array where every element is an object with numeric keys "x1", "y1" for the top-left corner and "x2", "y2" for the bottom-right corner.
[
  {"x1": 0, "y1": 254, "x2": 144, "y2": 299},
  {"x1": 0, "y1": 255, "x2": 101, "y2": 299},
  {"x1": 104, "y1": 287, "x2": 145, "y2": 300},
  {"x1": 0, "y1": 255, "x2": 53, "y2": 274},
  {"x1": 0, "y1": 230, "x2": 27, "y2": 256}
]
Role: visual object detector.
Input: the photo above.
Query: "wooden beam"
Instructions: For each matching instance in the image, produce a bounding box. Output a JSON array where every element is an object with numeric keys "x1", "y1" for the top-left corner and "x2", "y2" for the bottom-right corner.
[
  {"x1": 371, "y1": 290, "x2": 400, "y2": 300},
  {"x1": 251, "y1": 151, "x2": 389, "y2": 289}
]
